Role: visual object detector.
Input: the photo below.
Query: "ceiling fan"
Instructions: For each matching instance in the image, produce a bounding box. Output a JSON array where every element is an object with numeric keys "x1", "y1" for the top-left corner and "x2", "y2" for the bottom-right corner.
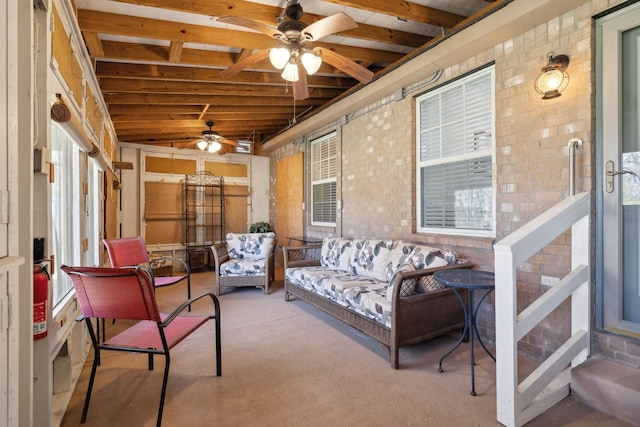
[
  {"x1": 194, "y1": 120, "x2": 237, "y2": 154},
  {"x1": 217, "y1": 0, "x2": 374, "y2": 101}
]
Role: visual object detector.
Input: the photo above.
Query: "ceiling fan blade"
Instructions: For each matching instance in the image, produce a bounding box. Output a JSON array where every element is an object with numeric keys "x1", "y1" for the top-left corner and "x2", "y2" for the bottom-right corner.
[
  {"x1": 217, "y1": 144, "x2": 235, "y2": 155},
  {"x1": 293, "y1": 65, "x2": 309, "y2": 101},
  {"x1": 220, "y1": 137, "x2": 239, "y2": 147},
  {"x1": 217, "y1": 16, "x2": 284, "y2": 39},
  {"x1": 303, "y1": 13, "x2": 358, "y2": 41},
  {"x1": 317, "y1": 47, "x2": 373, "y2": 85},
  {"x1": 220, "y1": 49, "x2": 270, "y2": 77}
]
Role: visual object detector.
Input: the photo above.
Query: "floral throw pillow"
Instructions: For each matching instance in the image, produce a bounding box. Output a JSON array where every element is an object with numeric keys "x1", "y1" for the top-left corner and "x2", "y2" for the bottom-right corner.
[
  {"x1": 348, "y1": 239, "x2": 393, "y2": 282},
  {"x1": 320, "y1": 237, "x2": 353, "y2": 269},
  {"x1": 226, "y1": 232, "x2": 275, "y2": 260}
]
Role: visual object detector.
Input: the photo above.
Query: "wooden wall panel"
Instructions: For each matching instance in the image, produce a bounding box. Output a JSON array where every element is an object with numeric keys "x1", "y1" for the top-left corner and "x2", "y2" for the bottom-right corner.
[
  {"x1": 145, "y1": 157, "x2": 196, "y2": 175},
  {"x1": 52, "y1": 5, "x2": 83, "y2": 107},
  {"x1": 276, "y1": 152, "x2": 304, "y2": 248},
  {"x1": 85, "y1": 86, "x2": 101, "y2": 139},
  {"x1": 205, "y1": 161, "x2": 247, "y2": 178}
]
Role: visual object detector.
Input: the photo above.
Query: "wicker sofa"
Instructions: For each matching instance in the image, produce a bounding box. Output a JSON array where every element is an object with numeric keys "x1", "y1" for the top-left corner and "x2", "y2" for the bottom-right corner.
[
  {"x1": 212, "y1": 232, "x2": 276, "y2": 295},
  {"x1": 283, "y1": 237, "x2": 473, "y2": 368}
]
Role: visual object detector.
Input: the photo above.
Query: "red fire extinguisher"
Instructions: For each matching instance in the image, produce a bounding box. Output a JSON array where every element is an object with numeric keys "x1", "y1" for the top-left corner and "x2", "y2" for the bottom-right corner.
[{"x1": 33, "y1": 260, "x2": 51, "y2": 340}]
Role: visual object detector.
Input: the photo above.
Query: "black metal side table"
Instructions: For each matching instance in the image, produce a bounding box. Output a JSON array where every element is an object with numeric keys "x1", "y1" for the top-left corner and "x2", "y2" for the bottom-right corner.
[{"x1": 433, "y1": 269, "x2": 496, "y2": 396}]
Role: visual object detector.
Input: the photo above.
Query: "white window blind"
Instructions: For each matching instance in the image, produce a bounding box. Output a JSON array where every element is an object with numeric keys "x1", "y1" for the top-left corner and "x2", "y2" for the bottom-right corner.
[
  {"x1": 50, "y1": 122, "x2": 82, "y2": 308},
  {"x1": 416, "y1": 66, "x2": 495, "y2": 236},
  {"x1": 311, "y1": 132, "x2": 337, "y2": 226}
]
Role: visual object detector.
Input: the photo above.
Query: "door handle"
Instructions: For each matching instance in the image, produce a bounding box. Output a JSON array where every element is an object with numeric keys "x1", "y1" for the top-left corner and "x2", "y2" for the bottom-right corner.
[{"x1": 606, "y1": 160, "x2": 639, "y2": 193}]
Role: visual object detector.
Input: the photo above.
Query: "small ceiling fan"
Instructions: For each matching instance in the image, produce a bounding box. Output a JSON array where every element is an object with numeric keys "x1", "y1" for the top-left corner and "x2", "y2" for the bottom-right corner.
[
  {"x1": 194, "y1": 120, "x2": 237, "y2": 154},
  {"x1": 217, "y1": 0, "x2": 373, "y2": 101}
]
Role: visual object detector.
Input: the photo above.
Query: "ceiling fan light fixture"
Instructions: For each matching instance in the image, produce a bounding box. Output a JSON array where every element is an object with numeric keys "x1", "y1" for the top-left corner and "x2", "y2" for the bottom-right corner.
[
  {"x1": 269, "y1": 47, "x2": 291, "y2": 70},
  {"x1": 207, "y1": 141, "x2": 222, "y2": 153},
  {"x1": 301, "y1": 50, "x2": 322, "y2": 75},
  {"x1": 281, "y1": 61, "x2": 299, "y2": 82},
  {"x1": 196, "y1": 139, "x2": 209, "y2": 151}
]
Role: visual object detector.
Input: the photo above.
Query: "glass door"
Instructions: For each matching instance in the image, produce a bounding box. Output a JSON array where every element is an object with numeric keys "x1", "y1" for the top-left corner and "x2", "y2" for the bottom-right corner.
[{"x1": 600, "y1": 4, "x2": 640, "y2": 337}]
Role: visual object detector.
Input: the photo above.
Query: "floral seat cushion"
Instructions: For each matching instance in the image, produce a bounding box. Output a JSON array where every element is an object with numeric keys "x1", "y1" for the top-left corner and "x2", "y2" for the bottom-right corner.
[
  {"x1": 220, "y1": 258, "x2": 268, "y2": 277},
  {"x1": 342, "y1": 284, "x2": 392, "y2": 328},
  {"x1": 286, "y1": 266, "x2": 379, "y2": 304}
]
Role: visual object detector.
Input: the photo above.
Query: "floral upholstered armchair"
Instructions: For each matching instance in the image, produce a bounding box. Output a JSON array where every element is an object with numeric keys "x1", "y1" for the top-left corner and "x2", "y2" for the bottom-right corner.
[{"x1": 212, "y1": 232, "x2": 276, "y2": 295}]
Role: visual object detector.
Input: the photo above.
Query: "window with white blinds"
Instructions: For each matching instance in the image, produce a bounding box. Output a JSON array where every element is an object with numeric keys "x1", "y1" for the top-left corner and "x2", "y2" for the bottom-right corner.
[
  {"x1": 311, "y1": 132, "x2": 337, "y2": 226},
  {"x1": 416, "y1": 66, "x2": 495, "y2": 236}
]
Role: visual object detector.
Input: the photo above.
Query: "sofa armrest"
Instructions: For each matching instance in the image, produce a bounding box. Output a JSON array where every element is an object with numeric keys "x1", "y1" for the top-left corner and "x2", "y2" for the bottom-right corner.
[
  {"x1": 388, "y1": 259, "x2": 474, "y2": 303},
  {"x1": 282, "y1": 244, "x2": 322, "y2": 270}
]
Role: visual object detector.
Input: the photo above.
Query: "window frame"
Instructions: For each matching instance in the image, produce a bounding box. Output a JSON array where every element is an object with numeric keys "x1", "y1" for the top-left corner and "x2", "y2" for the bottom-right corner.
[
  {"x1": 310, "y1": 131, "x2": 338, "y2": 227},
  {"x1": 415, "y1": 65, "x2": 497, "y2": 238}
]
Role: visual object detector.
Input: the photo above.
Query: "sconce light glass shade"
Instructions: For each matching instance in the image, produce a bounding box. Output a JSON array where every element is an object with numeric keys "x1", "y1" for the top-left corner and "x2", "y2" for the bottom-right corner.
[
  {"x1": 207, "y1": 141, "x2": 222, "y2": 153},
  {"x1": 281, "y1": 61, "x2": 299, "y2": 82},
  {"x1": 196, "y1": 139, "x2": 208, "y2": 151},
  {"x1": 534, "y1": 54, "x2": 570, "y2": 99},
  {"x1": 301, "y1": 51, "x2": 322, "y2": 75},
  {"x1": 269, "y1": 48, "x2": 291, "y2": 70}
]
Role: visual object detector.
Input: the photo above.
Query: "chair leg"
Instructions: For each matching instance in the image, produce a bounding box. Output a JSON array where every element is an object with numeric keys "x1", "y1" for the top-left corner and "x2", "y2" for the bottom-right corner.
[
  {"x1": 81, "y1": 349, "x2": 100, "y2": 423},
  {"x1": 148, "y1": 353, "x2": 154, "y2": 371},
  {"x1": 213, "y1": 296, "x2": 222, "y2": 377},
  {"x1": 156, "y1": 353, "x2": 170, "y2": 427},
  {"x1": 187, "y1": 276, "x2": 192, "y2": 312}
]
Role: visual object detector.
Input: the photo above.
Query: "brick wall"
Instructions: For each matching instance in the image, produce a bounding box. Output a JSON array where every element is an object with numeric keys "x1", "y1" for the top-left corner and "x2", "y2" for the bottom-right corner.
[{"x1": 269, "y1": 0, "x2": 640, "y2": 366}]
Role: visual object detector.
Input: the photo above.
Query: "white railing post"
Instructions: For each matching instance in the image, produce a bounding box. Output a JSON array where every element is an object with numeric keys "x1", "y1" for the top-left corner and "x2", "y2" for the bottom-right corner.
[
  {"x1": 495, "y1": 248, "x2": 518, "y2": 426},
  {"x1": 494, "y1": 192, "x2": 590, "y2": 426}
]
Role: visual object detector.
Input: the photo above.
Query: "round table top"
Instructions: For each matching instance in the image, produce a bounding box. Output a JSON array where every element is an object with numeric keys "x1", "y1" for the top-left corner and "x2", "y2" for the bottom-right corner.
[{"x1": 433, "y1": 269, "x2": 495, "y2": 290}]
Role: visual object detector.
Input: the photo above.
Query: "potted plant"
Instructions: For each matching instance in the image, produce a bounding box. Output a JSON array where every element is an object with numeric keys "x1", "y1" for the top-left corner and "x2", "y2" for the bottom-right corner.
[{"x1": 249, "y1": 221, "x2": 273, "y2": 233}]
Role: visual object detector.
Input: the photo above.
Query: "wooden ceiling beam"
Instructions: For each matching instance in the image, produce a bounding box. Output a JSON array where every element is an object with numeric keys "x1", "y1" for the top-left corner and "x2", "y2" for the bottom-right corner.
[
  {"x1": 77, "y1": 10, "x2": 402, "y2": 64},
  {"x1": 107, "y1": 104, "x2": 300, "y2": 116},
  {"x1": 115, "y1": 118, "x2": 290, "y2": 132},
  {"x1": 110, "y1": 112, "x2": 297, "y2": 122},
  {"x1": 102, "y1": 93, "x2": 325, "y2": 106},
  {"x1": 83, "y1": 31, "x2": 104, "y2": 57},
  {"x1": 114, "y1": 117, "x2": 295, "y2": 130},
  {"x1": 103, "y1": 0, "x2": 430, "y2": 48},
  {"x1": 98, "y1": 77, "x2": 345, "y2": 98},
  {"x1": 168, "y1": 41, "x2": 184, "y2": 62},
  {"x1": 324, "y1": 0, "x2": 466, "y2": 29},
  {"x1": 94, "y1": 61, "x2": 357, "y2": 88},
  {"x1": 118, "y1": 125, "x2": 286, "y2": 140}
]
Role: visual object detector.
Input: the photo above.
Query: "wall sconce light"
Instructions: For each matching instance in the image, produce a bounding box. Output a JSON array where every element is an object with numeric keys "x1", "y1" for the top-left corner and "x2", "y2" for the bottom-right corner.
[{"x1": 534, "y1": 52, "x2": 570, "y2": 99}]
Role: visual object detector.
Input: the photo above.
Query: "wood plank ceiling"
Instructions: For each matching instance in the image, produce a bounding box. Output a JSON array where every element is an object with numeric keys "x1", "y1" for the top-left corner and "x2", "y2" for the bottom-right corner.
[{"x1": 74, "y1": 0, "x2": 502, "y2": 152}]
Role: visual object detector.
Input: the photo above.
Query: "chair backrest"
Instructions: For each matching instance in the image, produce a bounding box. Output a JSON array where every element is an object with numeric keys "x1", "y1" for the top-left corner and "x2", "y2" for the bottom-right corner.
[
  {"x1": 103, "y1": 236, "x2": 151, "y2": 268},
  {"x1": 226, "y1": 232, "x2": 276, "y2": 260},
  {"x1": 61, "y1": 265, "x2": 161, "y2": 322}
]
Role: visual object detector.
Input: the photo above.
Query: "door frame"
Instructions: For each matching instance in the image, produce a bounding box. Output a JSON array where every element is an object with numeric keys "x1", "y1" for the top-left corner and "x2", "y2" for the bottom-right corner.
[{"x1": 596, "y1": 2, "x2": 640, "y2": 338}]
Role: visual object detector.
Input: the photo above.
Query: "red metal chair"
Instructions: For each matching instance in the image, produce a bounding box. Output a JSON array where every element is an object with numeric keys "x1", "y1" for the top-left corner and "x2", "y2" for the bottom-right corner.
[
  {"x1": 103, "y1": 236, "x2": 192, "y2": 309},
  {"x1": 61, "y1": 265, "x2": 221, "y2": 427}
]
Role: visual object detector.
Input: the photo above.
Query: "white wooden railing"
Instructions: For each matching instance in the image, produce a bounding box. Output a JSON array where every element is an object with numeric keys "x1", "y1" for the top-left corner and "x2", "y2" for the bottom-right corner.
[{"x1": 494, "y1": 192, "x2": 590, "y2": 426}]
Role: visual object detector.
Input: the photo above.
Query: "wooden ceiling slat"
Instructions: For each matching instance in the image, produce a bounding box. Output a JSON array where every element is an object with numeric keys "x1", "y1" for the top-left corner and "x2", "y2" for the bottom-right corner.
[{"x1": 324, "y1": 0, "x2": 466, "y2": 28}]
